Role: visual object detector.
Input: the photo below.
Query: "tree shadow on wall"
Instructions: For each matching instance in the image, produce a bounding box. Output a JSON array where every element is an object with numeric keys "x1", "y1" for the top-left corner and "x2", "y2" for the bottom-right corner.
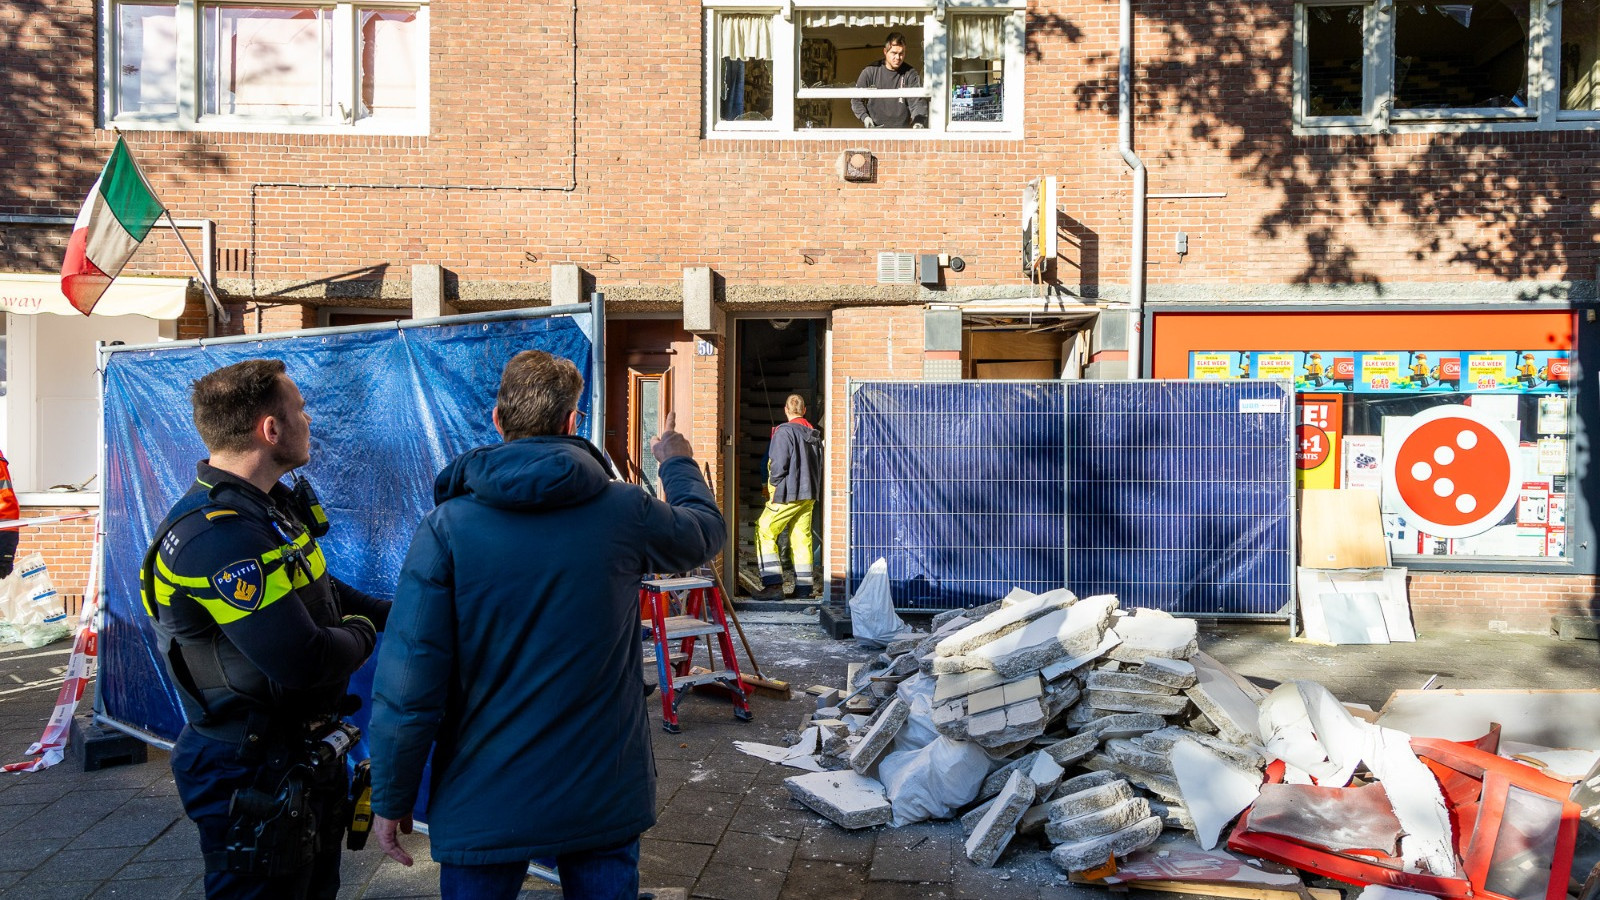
[
  {"x1": 0, "y1": 0, "x2": 230, "y2": 272},
  {"x1": 1068, "y1": 1, "x2": 1600, "y2": 291}
]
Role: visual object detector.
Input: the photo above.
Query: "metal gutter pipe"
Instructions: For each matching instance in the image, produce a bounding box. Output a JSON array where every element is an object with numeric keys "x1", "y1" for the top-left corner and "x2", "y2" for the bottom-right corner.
[{"x1": 1118, "y1": 0, "x2": 1147, "y2": 379}]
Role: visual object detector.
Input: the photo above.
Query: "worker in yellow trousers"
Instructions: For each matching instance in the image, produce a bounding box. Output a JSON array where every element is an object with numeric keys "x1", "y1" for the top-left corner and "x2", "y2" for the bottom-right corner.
[{"x1": 755, "y1": 395, "x2": 823, "y2": 599}]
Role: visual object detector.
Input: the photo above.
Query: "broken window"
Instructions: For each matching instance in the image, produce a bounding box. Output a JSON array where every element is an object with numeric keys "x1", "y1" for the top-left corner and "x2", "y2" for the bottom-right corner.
[
  {"x1": 1393, "y1": 0, "x2": 1530, "y2": 111},
  {"x1": 1304, "y1": 5, "x2": 1366, "y2": 118}
]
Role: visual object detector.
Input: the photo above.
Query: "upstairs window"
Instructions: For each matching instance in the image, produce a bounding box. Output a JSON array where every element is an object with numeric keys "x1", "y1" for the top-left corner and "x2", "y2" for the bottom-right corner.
[
  {"x1": 705, "y1": 1, "x2": 1026, "y2": 139},
  {"x1": 1295, "y1": 0, "x2": 1594, "y2": 132},
  {"x1": 105, "y1": 1, "x2": 428, "y2": 133}
]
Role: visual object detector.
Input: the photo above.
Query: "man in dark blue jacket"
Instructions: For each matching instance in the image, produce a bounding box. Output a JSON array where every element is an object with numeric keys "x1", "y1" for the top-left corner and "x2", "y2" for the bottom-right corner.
[{"x1": 367, "y1": 349, "x2": 724, "y2": 900}]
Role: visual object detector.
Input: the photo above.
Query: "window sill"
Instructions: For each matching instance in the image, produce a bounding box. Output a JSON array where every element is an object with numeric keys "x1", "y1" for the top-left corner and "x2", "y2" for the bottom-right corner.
[
  {"x1": 18, "y1": 492, "x2": 100, "y2": 509},
  {"x1": 1294, "y1": 118, "x2": 1600, "y2": 136},
  {"x1": 107, "y1": 118, "x2": 430, "y2": 138},
  {"x1": 706, "y1": 127, "x2": 1022, "y2": 140}
]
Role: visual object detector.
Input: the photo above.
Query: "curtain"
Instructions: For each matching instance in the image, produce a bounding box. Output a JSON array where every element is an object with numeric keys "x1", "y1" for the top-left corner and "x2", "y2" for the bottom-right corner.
[
  {"x1": 718, "y1": 13, "x2": 772, "y2": 60},
  {"x1": 800, "y1": 10, "x2": 923, "y2": 27},
  {"x1": 951, "y1": 14, "x2": 1005, "y2": 59}
]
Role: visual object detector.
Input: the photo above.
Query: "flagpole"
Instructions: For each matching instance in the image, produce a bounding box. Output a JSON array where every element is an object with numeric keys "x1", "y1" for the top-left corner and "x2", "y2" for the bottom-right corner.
[{"x1": 162, "y1": 213, "x2": 231, "y2": 325}]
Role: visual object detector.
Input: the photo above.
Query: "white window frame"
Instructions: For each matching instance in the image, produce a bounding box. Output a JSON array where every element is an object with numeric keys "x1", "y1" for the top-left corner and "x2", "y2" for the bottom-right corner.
[
  {"x1": 100, "y1": 0, "x2": 431, "y2": 135},
  {"x1": 703, "y1": 0, "x2": 1026, "y2": 140},
  {"x1": 1292, "y1": 0, "x2": 1600, "y2": 133}
]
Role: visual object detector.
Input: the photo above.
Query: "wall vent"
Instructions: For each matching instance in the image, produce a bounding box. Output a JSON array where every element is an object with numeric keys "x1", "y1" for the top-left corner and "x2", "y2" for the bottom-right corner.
[{"x1": 877, "y1": 252, "x2": 916, "y2": 284}]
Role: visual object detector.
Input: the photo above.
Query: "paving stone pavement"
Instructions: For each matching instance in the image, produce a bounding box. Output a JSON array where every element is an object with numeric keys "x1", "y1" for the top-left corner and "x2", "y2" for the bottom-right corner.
[{"x1": 0, "y1": 618, "x2": 1596, "y2": 899}]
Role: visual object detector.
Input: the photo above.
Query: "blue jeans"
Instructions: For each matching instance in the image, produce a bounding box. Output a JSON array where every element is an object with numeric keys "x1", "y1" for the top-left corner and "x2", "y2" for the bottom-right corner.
[{"x1": 440, "y1": 837, "x2": 641, "y2": 900}]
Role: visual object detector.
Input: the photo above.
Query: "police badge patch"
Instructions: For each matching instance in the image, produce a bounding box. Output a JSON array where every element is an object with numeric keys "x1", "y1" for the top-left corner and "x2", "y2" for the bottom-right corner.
[{"x1": 212, "y1": 559, "x2": 265, "y2": 611}]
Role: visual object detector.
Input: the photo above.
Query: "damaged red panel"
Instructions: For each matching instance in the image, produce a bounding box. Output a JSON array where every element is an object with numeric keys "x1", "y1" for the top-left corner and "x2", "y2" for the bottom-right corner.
[{"x1": 1228, "y1": 739, "x2": 1579, "y2": 900}]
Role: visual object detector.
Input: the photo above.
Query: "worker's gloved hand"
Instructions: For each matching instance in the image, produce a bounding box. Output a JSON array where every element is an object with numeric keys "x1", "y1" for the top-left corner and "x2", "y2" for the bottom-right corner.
[{"x1": 862, "y1": 115, "x2": 877, "y2": 128}]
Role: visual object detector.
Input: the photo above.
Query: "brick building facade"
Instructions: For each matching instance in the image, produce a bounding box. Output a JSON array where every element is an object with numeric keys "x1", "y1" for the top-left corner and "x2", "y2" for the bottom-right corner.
[{"x1": 2, "y1": 0, "x2": 1596, "y2": 631}]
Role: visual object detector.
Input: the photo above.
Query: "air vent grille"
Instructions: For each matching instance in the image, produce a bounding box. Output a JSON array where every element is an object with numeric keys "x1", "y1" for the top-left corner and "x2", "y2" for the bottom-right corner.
[{"x1": 877, "y1": 252, "x2": 916, "y2": 284}]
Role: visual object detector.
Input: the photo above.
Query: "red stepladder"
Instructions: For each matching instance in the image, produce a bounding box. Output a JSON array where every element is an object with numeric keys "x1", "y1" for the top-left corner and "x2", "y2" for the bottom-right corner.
[{"x1": 640, "y1": 575, "x2": 753, "y2": 734}]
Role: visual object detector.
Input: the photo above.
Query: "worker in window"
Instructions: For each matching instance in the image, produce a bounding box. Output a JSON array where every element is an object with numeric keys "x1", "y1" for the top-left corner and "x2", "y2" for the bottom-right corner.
[
  {"x1": 851, "y1": 33, "x2": 928, "y2": 129},
  {"x1": 755, "y1": 394, "x2": 824, "y2": 599}
]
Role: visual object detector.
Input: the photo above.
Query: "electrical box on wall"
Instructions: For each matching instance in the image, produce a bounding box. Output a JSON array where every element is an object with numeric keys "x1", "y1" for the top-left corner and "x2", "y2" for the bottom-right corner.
[{"x1": 918, "y1": 254, "x2": 940, "y2": 286}]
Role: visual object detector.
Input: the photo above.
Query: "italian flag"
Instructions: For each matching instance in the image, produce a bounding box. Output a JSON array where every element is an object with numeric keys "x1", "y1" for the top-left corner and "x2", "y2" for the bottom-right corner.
[{"x1": 60, "y1": 138, "x2": 166, "y2": 316}]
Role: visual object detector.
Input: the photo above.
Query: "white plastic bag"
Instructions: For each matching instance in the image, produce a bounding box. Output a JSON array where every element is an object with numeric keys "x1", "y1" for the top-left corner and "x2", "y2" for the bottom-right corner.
[
  {"x1": 0, "y1": 554, "x2": 71, "y2": 649},
  {"x1": 879, "y1": 736, "x2": 991, "y2": 826},
  {"x1": 890, "y1": 672, "x2": 940, "y2": 754},
  {"x1": 848, "y1": 557, "x2": 905, "y2": 648}
]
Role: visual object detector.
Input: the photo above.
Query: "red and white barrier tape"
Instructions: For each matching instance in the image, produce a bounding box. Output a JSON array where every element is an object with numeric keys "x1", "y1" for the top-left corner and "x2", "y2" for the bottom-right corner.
[
  {"x1": 3, "y1": 529, "x2": 101, "y2": 773},
  {"x1": 0, "y1": 512, "x2": 97, "y2": 530}
]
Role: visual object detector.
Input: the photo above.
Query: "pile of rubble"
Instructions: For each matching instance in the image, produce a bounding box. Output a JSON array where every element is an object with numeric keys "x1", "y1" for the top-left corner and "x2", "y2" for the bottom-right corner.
[{"x1": 750, "y1": 587, "x2": 1274, "y2": 874}]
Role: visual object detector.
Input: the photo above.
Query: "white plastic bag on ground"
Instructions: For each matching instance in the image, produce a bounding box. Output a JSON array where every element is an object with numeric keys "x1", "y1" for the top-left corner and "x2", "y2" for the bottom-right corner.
[
  {"x1": 0, "y1": 554, "x2": 71, "y2": 649},
  {"x1": 879, "y1": 736, "x2": 991, "y2": 826},
  {"x1": 848, "y1": 558, "x2": 905, "y2": 648},
  {"x1": 890, "y1": 672, "x2": 939, "y2": 754}
]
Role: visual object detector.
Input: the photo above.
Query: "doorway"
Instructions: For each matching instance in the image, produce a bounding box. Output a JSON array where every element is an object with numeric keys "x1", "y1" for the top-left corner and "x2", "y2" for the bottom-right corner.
[{"x1": 732, "y1": 318, "x2": 825, "y2": 597}]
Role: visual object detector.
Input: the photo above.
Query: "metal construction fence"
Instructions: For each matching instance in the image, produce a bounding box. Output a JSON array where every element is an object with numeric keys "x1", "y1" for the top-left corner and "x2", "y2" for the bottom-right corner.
[{"x1": 847, "y1": 379, "x2": 1296, "y2": 618}]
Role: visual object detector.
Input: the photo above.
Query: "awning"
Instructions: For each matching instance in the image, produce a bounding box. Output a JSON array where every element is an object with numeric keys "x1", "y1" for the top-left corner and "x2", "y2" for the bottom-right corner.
[{"x1": 0, "y1": 273, "x2": 189, "y2": 319}]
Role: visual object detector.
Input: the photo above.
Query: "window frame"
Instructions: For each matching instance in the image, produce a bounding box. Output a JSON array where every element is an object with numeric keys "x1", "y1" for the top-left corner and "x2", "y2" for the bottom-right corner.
[
  {"x1": 100, "y1": 0, "x2": 431, "y2": 135},
  {"x1": 702, "y1": 0, "x2": 1027, "y2": 140},
  {"x1": 1291, "y1": 0, "x2": 1596, "y2": 133}
]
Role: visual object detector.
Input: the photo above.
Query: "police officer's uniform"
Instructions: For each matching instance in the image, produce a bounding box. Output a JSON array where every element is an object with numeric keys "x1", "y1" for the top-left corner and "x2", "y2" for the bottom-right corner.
[{"x1": 142, "y1": 461, "x2": 390, "y2": 900}]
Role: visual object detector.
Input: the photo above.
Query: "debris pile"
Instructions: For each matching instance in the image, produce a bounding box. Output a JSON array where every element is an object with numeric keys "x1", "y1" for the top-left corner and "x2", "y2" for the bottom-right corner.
[{"x1": 733, "y1": 585, "x2": 1588, "y2": 900}]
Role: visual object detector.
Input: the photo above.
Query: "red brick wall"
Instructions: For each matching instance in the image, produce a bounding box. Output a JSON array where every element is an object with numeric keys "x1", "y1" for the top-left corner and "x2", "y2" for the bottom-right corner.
[
  {"x1": 13, "y1": 508, "x2": 97, "y2": 616},
  {"x1": 1409, "y1": 573, "x2": 1597, "y2": 634},
  {"x1": 824, "y1": 307, "x2": 926, "y2": 597}
]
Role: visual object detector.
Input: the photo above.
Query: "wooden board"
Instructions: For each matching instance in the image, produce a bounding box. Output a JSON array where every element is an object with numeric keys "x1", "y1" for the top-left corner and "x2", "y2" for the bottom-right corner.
[
  {"x1": 972, "y1": 360, "x2": 1059, "y2": 380},
  {"x1": 967, "y1": 330, "x2": 1068, "y2": 361},
  {"x1": 1299, "y1": 489, "x2": 1388, "y2": 569}
]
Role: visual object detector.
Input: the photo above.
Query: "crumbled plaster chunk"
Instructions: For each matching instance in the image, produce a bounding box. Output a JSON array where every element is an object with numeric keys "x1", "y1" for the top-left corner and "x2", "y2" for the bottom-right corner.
[
  {"x1": 1088, "y1": 688, "x2": 1190, "y2": 717},
  {"x1": 1107, "y1": 609, "x2": 1200, "y2": 663},
  {"x1": 849, "y1": 697, "x2": 910, "y2": 775},
  {"x1": 1136, "y1": 657, "x2": 1198, "y2": 688},
  {"x1": 936, "y1": 589, "x2": 1079, "y2": 658},
  {"x1": 1049, "y1": 816, "x2": 1164, "y2": 872},
  {"x1": 785, "y1": 770, "x2": 894, "y2": 829},
  {"x1": 1087, "y1": 669, "x2": 1181, "y2": 695},
  {"x1": 964, "y1": 771, "x2": 1037, "y2": 868},
  {"x1": 1045, "y1": 796, "x2": 1154, "y2": 844}
]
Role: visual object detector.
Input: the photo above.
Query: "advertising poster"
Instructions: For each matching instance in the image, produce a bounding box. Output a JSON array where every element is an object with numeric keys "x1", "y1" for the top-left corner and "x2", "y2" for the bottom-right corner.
[
  {"x1": 1190, "y1": 352, "x2": 1246, "y2": 380},
  {"x1": 1356, "y1": 352, "x2": 1403, "y2": 392},
  {"x1": 1343, "y1": 434, "x2": 1383, "y2": 492},
  {"x1": 1549, "y1": 526, "x2": 1567, "y2": 557},
  {"x1": 1296, "y1": 394, "x2": 1343, "y2": 489},
  {"x1": 1295, "y1": 351, "x2": 1355, "y2": 392},
  {"x1": 1550, "y1": 493, "x2": 1566, "y2": 527},
  {"x1": 1466, "y1": 351, "x2": 1514, "y2": 391},
  {"x1": 1517, "y1": 481, "x2": 1550, "y2": 527},
  {"x1": 1464, "y1": 350, "x2": 1569, "y2": 393},
  {"x1": 1537, "y1": 438, "x2": 1568, "y2": 476},
  {"x1": 1400, "y1": 351, "x2": 1460, "y2": 391},
  {"x1": 1253, "y1": 352, "x2": 1297, "y2": 383}
]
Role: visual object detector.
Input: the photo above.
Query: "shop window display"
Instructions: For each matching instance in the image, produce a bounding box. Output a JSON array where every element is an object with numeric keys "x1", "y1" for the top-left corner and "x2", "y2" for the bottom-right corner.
[{"x1": 1190, "y1": 349, "x2": 1573, "y2": 562}]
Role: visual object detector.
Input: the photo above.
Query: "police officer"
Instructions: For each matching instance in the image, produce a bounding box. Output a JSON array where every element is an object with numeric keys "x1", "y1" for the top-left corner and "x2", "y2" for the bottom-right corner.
[{"x1": 141, "y1": 358, "x2": 390, "y2": 900}]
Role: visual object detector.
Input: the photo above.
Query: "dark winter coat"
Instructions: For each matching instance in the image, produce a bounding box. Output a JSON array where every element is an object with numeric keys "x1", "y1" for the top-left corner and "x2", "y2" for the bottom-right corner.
[
  {"x1": 367, "y1": 435, "x2": 724, "y2": 865},
  {"x1": 767, "y1": 419, "x2": 823, "y2": 503}
]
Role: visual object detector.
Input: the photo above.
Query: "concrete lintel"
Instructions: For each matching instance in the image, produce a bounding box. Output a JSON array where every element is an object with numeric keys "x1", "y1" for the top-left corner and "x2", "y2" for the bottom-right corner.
[
  {"x1": 683, "y1": 266, "x2": 724, "y2": 336},
  {"x1": 410, "y1": 264, "x2": 456, "y2": 318}
]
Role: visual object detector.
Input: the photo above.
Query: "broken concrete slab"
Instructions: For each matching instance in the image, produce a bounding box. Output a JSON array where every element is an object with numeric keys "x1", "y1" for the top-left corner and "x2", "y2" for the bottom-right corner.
[
  {"x1": 961, "y1": 795, "x2": 997, "y2": 834},
  {"x1": 1171, "y1": 738, "x2": 1263, "y2": 850},
  {"x1": 933, "y1": 599, "x2": 1002, "y2": 630},
  {"x1": 980, "y1": 750, "x2": 1064, "y2": 802},
  {"x1": 1107, "y1": 608, "x2": 1199, "y2": 662},
  {"x1": 1106, "y1": 738, "x2": 1174, "y2": 776},
  {"x1": 1137, "y1": 726, "x2": 1267, "y2": 772},
  {"x1": 1042, "y1": 631, "x2": 1123, "y2": 681},
  {"x1": 1019, "y1": 771, "x2": 1123, "y2": 834},
  {"x1": 849, "y1": 696, "x2": 910, "y2": 775},
  {"x1": 969, "y1": 595, "x2": 1119, "y2": 678},
  {"x1": 1041, "y1": 732, "x2": 1099, "y2": 769},
  {"x1": 1078, "y1": 712, "x2": 1168, "y2": 742},
  {"x1": 1045, "y1": 796, "x2": 1153, "y2": 844},
  {"x1": 785, "y1": 769, "x2": 894, "y2": 829},
  {"x1": 1185, "y1": 655, "x2": 1265, "y2": 745},
  {"x1": 1082, "y1": 754, "x2": 1183, "y2": 803},
  {"x1": 1088, "y1": 688, "x2": 1191, "y2": 717},
  {"x1": 936, "y1": 588, "x2": 1079, "y2": 658},
  {"x1": 998, "y1": 586, "x2": 1038, "y2": 608},
  {"x1": 1135, "y1": 657, "x2": 1198, "y2": 689},
  {"x1": 886, "y1": 632, "x2": 926, "y2": 656},
  {"x1": 964, "y1": 770, "x2": 1037, "y2": 867},
  {"x1": 1041, "y1": 777, "x2": 1133, "y2": 822},
  {"x1": 1146, "y1": 797, "x2": 1196, "y2": 831},
  {"x1": 1049, "y1": 816, "x2": 1163, "y2": 872},
  {"x1": 1087, "y1": 669, "x2": 1181, "y2": 695},
  {"x1": 887, "y1": 652, "x2": 920, "y2": 677},
  {"x1": 969, "y1": 698, "x2": 1049, "y2": 749},
  {"x1": 932, "y1": 667, "x2": 1008, "y2": 703}
]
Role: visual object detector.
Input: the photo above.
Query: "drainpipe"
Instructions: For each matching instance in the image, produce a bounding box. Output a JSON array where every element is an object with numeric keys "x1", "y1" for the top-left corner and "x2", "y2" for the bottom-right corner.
[{"x1": 1118, "y1": 0, "x2": 1147, "y2": 379}]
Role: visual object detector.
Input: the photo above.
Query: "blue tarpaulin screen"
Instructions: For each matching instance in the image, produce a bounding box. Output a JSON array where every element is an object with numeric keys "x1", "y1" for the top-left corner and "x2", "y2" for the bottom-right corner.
[
  {"x1": 848, "y1": 380, "x2": 1294, "y2": 615},
  {"x1": 99, "y1": 310, "x2": 595, "y2": 746}
]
